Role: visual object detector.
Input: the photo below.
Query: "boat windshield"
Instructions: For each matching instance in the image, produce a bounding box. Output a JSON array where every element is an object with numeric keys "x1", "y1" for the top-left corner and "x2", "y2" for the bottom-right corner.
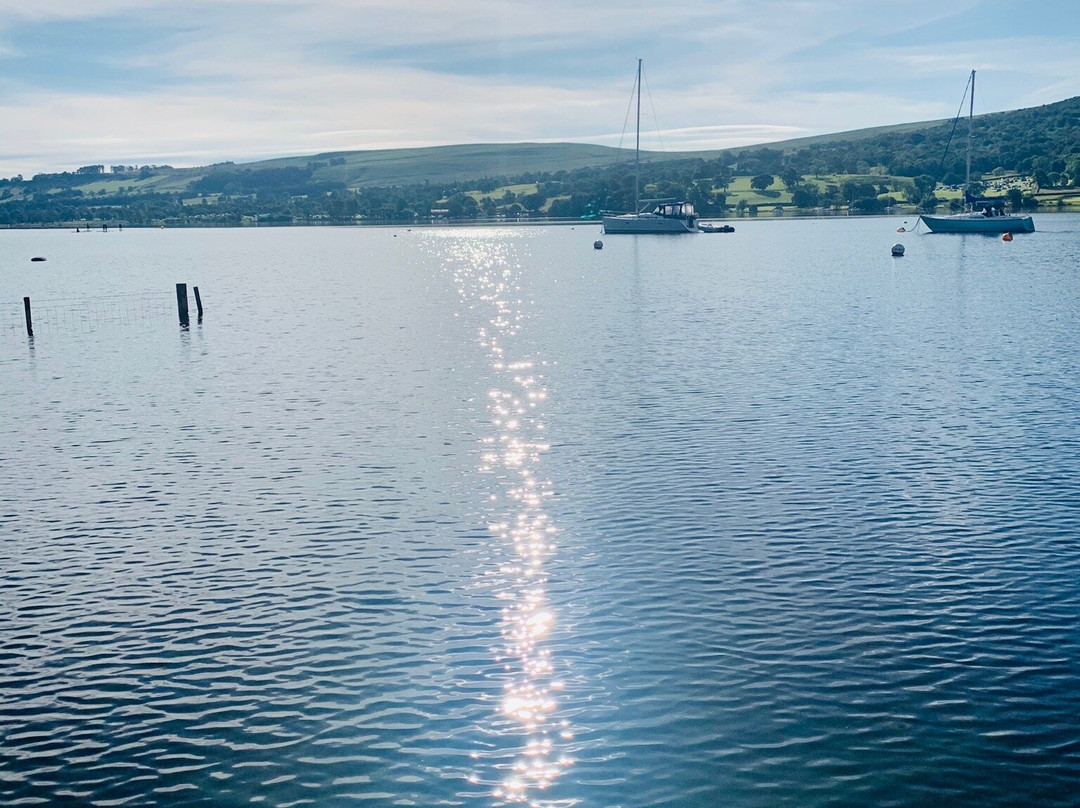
[{"x1": 654, "y1": 202, "x2": 695, "y2": 217}]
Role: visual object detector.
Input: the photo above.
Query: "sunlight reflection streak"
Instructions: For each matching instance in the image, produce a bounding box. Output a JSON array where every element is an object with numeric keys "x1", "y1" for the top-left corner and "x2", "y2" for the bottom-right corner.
[{"x1": 442, "y1": 234, "x2": 573, "y2": 805}]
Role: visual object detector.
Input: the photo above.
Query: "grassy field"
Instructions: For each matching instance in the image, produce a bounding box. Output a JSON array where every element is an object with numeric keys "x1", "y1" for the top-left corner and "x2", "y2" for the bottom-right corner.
[
  {"x1": 722, "y1": 175, "x2": 792, "y2": 206},
  {"x1": 52, "y1": 168, "x2": 209, "y2": 196},
  {"x1": 467, "y1": 183, "x2": 540, "y2": 202},
  {"x1": 244, "y1": 143, "x2": 630, "y2": 189}
]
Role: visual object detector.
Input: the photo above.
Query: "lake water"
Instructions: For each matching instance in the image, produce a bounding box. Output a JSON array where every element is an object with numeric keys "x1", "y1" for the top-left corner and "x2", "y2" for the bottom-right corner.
[{"x1": 2, "y1": 216, "x2": 1080, "y2": 807}]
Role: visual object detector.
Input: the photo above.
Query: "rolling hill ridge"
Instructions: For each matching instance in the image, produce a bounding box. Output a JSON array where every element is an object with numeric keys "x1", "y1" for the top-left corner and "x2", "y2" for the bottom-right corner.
[{"x1": 2, "y1": 94, "x2": 1078, "y2": 226}]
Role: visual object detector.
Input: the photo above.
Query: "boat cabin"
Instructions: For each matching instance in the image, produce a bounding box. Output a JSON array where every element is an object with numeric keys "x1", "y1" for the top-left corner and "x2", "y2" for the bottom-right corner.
[{"x1": 648, "y1": 200, "x2": 696, "y2": 219}]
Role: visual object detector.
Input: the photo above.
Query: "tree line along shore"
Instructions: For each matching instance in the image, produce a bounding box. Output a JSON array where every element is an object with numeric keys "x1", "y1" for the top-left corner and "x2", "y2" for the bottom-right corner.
[{"x1": 3, "y1": 95, "x2": 1078, "y2": 227}]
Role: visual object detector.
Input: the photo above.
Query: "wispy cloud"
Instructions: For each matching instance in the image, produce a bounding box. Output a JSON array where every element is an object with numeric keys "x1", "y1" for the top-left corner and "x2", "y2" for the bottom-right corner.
[{"x1": 1, "y1": 0, "x2": 1077, "y2": 176}]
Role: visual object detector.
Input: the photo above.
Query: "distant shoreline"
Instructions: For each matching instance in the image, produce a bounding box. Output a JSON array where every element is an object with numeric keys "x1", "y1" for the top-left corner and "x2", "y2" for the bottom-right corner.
[
  {"x1": 4, "y1": 211, "x2": 1073, "y2": 232},
  {"x1": 0, "y1": 211, "x2": 916, "y2": 231}
]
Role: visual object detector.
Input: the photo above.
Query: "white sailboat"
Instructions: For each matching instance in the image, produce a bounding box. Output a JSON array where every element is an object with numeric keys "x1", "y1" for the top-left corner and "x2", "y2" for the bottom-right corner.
[
  {"x1": 919, "y1": 70, "x2": 1035, "y2": 234},
  {"x1": 602, "y1": 60, "x2": 699, "y2": 235}
]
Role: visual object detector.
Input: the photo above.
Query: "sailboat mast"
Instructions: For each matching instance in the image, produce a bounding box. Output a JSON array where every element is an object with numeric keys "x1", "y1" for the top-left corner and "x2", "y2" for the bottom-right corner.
[
  {"x1": 966, "y1": 69, "x2": 975, "y2": 192},
  {"x1": 634, "y1": 58, "x2": 642, "y2": 214}
]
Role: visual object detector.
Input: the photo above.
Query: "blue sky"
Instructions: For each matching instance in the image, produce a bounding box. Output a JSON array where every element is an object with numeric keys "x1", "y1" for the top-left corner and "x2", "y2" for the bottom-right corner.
[{"x1": 1, "y1": 0, "x2": 1078, "y2": 177}]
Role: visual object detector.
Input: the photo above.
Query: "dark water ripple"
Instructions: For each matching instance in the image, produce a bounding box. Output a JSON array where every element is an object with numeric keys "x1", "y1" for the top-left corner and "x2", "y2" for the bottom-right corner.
[
  {"x1": 1, "y1": 231, "x2": 503, "y2": 807},
  {"x1": 2, "y1": 220, "x2": 1080, "y2": 806},
  {"x1": 533, "y1": 218, "x2": 1080, "y2": 806}
]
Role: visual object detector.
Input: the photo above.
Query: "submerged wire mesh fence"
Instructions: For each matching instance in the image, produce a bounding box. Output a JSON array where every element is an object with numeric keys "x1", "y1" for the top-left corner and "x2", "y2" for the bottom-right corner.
[{"x1": 1, "y1": 291, "x2": 178, "y2": 337}]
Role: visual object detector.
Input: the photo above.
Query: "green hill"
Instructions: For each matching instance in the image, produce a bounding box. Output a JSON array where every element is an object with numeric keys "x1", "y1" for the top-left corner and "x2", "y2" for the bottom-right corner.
[
  {"x1": 246, "y1": 143, "x2": 629, "y2": 189},
  {"x1": 3, "y1": 94, "x2": 1078, "y2": 226}
]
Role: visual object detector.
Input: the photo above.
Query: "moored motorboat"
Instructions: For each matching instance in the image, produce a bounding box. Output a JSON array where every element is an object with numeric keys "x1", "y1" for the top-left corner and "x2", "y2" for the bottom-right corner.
[{"x1": 604, "y1": 200, "x2": 699, "y2": 234}]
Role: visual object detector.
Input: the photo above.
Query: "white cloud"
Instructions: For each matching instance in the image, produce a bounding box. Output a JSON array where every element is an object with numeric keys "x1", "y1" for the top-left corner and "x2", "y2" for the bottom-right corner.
[{"x1": 1, "y1": 0, "x2": 1077, "y2": 176}]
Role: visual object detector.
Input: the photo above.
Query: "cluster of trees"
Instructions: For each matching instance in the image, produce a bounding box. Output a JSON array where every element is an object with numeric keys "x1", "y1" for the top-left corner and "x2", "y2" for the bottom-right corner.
[
  {"x1": 2, "y1": 94, "x2": 1077, "y2": 226},
  {"x1": 188, "y1": 165, "x2": 344, "y2": 197}
]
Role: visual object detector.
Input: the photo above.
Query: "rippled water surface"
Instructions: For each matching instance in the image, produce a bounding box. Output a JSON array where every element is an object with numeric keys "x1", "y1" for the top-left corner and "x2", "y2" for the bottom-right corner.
[{"x1": 3, "y1": 217, "x2": 1080, "y2": 807}]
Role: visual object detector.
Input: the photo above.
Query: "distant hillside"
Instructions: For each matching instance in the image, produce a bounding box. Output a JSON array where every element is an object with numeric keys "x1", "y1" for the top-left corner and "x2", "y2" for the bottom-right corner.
[
  {"x1": 3, "y1": 94, "x2": 1078, "y2": 227},
  {"x1": 244, "y1": 143, "x2": 630, "y2": 189},
  {"x1": 727, "y1": 95, "x2": 1080, "y2": 182}
]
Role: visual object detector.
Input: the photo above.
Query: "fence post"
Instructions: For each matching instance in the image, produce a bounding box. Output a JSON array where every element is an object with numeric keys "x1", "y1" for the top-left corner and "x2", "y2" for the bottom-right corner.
[
  {"x1": 23, "y1": 297, "x2": 33, "y2": 337},
  {"x1": 176, "y1": 283, "x2": 189, "y2": 327}
]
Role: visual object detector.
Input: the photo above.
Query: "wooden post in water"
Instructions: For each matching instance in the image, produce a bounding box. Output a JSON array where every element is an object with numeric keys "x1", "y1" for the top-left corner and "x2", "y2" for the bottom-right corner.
[
  {"x1": 23, "y1": 296, "x2": 33, "y2": 337},
  {"x1": 176, "y1": 283, "x2": 190, "y2": 327},
  {"x1": 193, "y1": 286, "x2": 204, "y2": 320}
]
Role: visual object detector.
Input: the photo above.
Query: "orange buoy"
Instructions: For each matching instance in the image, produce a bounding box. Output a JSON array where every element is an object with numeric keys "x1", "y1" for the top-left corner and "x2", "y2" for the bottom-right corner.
[
  {"x1": 1002, "y1": 232, "x2": 1013, "y2": 242},
  {"x1": 896, "y1": 226, "x2": 906, "y2": 233}
]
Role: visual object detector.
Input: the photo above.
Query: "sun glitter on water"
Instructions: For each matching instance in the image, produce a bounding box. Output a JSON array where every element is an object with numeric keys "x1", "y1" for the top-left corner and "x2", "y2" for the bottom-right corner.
[{"x1": 440, "y1": 233, "x2": 573, "y2": 805}]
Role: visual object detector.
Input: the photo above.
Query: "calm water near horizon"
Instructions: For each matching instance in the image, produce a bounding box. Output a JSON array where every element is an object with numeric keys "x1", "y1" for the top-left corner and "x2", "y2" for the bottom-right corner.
[{"x1": 3, "y1": 216, "x2": 1080, "y2": 807}]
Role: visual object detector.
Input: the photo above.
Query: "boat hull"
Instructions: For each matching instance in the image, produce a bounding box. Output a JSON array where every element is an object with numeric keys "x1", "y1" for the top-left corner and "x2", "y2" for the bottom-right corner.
[
  {"x1": 602, "y1": 213, "x2": 698, "y2": 234},
  {"x1": 920, "y1": 213, "x2": 1035, "y2": 234}
]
